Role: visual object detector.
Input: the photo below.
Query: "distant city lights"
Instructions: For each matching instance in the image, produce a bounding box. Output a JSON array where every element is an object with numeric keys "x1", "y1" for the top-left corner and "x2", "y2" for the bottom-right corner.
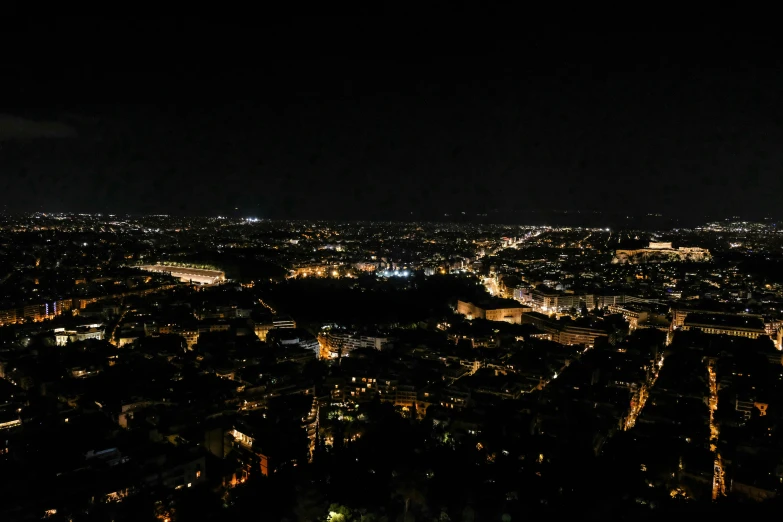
[{"x1": 379, "y1": 269, "x2": 410, "y2": 278}]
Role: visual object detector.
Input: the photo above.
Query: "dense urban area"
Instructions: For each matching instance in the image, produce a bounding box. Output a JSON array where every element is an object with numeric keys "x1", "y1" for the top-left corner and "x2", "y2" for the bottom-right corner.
[{"x1": 1, "y1": 213, "x2": 783, "y2": 521}]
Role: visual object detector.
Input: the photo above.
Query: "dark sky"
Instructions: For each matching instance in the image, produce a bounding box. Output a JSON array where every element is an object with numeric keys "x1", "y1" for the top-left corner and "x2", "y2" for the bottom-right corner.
[{"x1": 2, "y1": 20, "x2": 782, "y2": 222}]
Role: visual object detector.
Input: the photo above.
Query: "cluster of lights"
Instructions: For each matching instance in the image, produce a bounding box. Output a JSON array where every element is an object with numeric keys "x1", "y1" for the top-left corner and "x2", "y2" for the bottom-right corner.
[{"x1": 379, "y1": 269, "x2": 410, "y2": 278}]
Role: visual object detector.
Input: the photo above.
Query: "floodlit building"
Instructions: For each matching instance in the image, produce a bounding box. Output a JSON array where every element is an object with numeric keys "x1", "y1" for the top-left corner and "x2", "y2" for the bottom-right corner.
[
  {"x1": 137, "y1": 265, "x2": 225, "y2": 284},
  {"x1": 613, "y1": 242, "x2": 710, "y2": 264},
  {"x1": 54, "y1": 325, "x2": 105, "y2": 346},
  {"x1": 457, "y1": 299, "x2": 529, "y2": 324}
]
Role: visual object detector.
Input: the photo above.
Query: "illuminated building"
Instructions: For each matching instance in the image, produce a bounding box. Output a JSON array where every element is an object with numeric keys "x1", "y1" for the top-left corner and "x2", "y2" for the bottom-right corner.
[
  {"x1": 512, "y1": 286, "x2": 532, "y2": 303},
  {"x1": 266, "y1": 329, "x2": 319, "y2": 356},
  {"x1": 0, "y1": 308, "x2": 16, "y2": 326},
  {"x1": 198, "y1": 321, "x2": 230, "y2": 334},
  {"x1": 0, "y1": 418, "x2": 21, "y2": 431},
  {"x1": 255, "y1": 316, "x2": 297, "y2": 341},
  {"x1": 521, "y1": 312, "x2": 608, "y2": 347},
  {"x1": 317, "y1": 329, "x2": 392, "y2": 358},
  {"x1": 607, "y1": 304, "x2": 649, "y2": 329},
  {"x1": 556, "y1": 324, "x2": 608, "y2": 347},
  {"x1": 354, "y1": 262, "x2": 379, "y2": 273},
  {"x1": 529, "y1": 287, "x2": 596, "y2": 314},
  {"x1": 117, "y1": 336, "x2": 138, "y2": 347},
  {"x1": 254, "y1": 323, "x2": 274, "y2": 341},
  {"x1": 457, "y1": 299, "x2": 529, "y2": 324},
  {"x1": 525, "y1": 286, "x2": 645, "y2": 314},
  {"x1": 54, "y1": 325, "x2": 105, "y2": 346},
  {"x1": 595, "y1": 294, "x2": 626, "y2": 308},
  {"x1": 23, "y1": 304, "x2": 44, "y2": 321},
  {"x1": 0, "y1": 299, "x2": 73, "y2": 326},
  {"x1": 137, "y1": 265, "x2": 225, "y2": 285},
  {"x1": 289, "y1": 264, "x2": 334, "y2": 278},
  {"x1": 613, "y1": 241, "x2": 710, "y2": 264},
  {"x1": 272, "y1": 316, "x2": 296, "y2": 329}
]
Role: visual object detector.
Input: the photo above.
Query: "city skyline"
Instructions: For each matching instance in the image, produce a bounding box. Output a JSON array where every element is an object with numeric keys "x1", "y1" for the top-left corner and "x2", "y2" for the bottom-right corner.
[{"x1": 5, "y1": 210, "x2": 781, "y2": 232}]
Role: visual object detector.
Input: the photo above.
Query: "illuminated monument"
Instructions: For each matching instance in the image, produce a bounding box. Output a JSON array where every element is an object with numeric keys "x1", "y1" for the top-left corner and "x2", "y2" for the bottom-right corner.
[
  {"x1": 137, "y1": 265, "x2": 225, "y2": 285},
  {"x1": 613, "y1": 242, "x2": 710, "y2": 265}
]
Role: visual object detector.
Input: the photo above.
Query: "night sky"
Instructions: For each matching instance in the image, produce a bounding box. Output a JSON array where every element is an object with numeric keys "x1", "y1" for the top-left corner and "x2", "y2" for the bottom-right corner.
[{"x1": 2, "y1": 21, "x2": 782, "y2": 222}]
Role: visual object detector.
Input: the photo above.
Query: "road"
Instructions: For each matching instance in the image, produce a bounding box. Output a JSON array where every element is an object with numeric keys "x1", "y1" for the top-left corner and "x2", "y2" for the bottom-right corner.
[
  {"x1": 483, "y1": 277, "x2": 500, "y2": 297},
  {"x1": 104, "y1": 285, "x2": 178, "y2": 346},
  {"x1": 624, "y1": 354, "x2": 664, "y2": 431},
  {"x1": 480, "y1": 231, "x2": 543, "y2": 296},
  {"x1": 258, "y1": 297, "x2": 277, "y2": 315},
  {"x1": 708, "y1": 361, "x2": 726, "y2": 499},
  {"x1": 108, "y1": 307, "x2": 131, "y2": 347}
]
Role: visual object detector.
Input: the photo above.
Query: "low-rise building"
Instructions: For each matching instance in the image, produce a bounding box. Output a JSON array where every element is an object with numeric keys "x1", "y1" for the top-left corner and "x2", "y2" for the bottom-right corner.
[
  {"x1": 457, "y1": 299, "x2": 529, "y2": 324},
  {"x1": 681, "y1": 313, "x2": 766, "y2": 339},
  {"x1": 317, "y1": 329, "x2": 393, "y2": 358}
]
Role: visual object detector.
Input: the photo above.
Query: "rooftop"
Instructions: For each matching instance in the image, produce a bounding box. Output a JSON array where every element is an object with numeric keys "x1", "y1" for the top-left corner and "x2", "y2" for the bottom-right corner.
[{"x1": 684, "y1": 313, "x2": 766, "y2": 331}]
